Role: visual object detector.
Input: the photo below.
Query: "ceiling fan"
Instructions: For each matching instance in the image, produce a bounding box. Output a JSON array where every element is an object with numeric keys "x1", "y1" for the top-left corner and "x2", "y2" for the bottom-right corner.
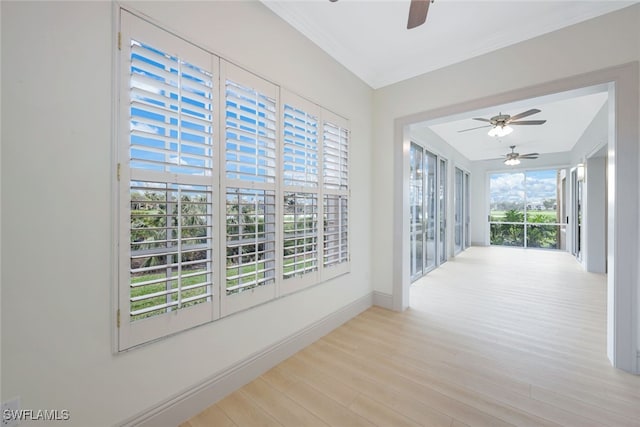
[
  {"x1": 329, "y1": 0, "x2": 435, "y2": 30},
  {"x1": 501, "y1": 145, "x2": 539, "y2": 166},
  {"x1": 407, "y1": 0, "x2": 435, "y2": 29},
  {"x1": 458, "y1": 108, "x2": 547, "y2": 137}
]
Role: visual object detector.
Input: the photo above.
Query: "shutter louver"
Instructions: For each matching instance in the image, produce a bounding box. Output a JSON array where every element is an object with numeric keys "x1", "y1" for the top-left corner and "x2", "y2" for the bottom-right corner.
[
  {"x1": 225, "y1": 80, "x2": 277, "y2": 183},
  {"x1": 323, "y1": 194, "x2": 348, "y2": 267},
  {"x1": 225, "y1": 188, "x2": 276, "y2": 294},
  {"x1": 323, "y1": 122, "x2": 349, "y2": 190},
  {"x1": 130, "y1": 182, "x2": 213, "y2": 320},
  {"x1": 283, "y1": 105, "x2": 318, "y2": 187},
  {"x1": 283, "y1": 193, "x2": 318, "y2": 278},
  {"x1": 130, "y1": 41, "x2": 214, "y2": 177}
]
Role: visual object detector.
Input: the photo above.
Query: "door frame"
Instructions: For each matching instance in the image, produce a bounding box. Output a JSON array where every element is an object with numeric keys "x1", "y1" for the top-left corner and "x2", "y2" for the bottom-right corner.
[
  {"x1": 570, "y1": 167, "x2": 583, "y2": 259},
  {"x1": 392, "y1": 63, "x2": 639, "y2": 373}
]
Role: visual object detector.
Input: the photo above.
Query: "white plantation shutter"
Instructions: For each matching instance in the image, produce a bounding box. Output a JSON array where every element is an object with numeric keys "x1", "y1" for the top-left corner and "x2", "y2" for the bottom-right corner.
[
  {"x1": 118, "y1": 11, "x2": 219, "y2": 350},
  {"x1": 117, "y1": 10, "x2": 351, "y2": 350},
  {"x1": 280, "y1": 92, "x2": 322, "y2": 292},
  {"x1": 221, "y1": 61, "x2": 278, "y2": 315},
  {"x1": 322, "y1": 112, "x2": 350, "y2": 277}
]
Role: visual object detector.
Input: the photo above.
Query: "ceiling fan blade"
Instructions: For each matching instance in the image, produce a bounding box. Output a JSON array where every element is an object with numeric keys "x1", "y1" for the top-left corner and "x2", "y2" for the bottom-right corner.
[
  {"x1": 458, "y1": 125, "x2": 491, "y2": 133},
  {"x1": 519, "y1": 155, "x2": 539, "y2": 159},
  {"x1": 510, "y1": 120, "x2": 547, "y2": 125},
  {"x1": 407, "y1": 0, "x2": 430, "y2": 29},
  {"x1": 509, "y1": 108, "x2": 541, "y2": 121},
  {"x1": 472, "y1": 117, "x2": 492, "y2": 123}
]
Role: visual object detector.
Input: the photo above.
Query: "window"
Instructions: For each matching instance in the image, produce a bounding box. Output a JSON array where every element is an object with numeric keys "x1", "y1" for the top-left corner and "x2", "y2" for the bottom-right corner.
[
  {"x1": 489, "y1": 169, "x2": 565, "y2": 249},
  {"x1": 322, "y1": 113, "x2": 350, "y2": 274},
  {"x1": 117, "y1": 10, "x2": 350, "y2": 350}
]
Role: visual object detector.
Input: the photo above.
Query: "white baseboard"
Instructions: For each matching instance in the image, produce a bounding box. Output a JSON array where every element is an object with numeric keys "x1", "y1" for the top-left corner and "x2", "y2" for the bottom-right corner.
[
  {"x1": 118, "y1": 293, "x2": 373, "y2": 427},
  {"x1": 372, "y1": 291, "x2": 393, "y2": 310}
]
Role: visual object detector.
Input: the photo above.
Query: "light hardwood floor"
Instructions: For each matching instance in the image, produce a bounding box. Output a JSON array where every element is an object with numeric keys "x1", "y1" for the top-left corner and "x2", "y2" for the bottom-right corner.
[{"x1": 181, "y1": 247, "x2": 640, "y2": 427}]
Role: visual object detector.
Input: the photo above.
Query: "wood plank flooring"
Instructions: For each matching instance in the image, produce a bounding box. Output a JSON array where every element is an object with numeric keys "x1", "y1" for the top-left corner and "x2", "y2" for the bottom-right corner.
[{"x1": 181, "y1": 247, "x2": 640, "y2": 426}]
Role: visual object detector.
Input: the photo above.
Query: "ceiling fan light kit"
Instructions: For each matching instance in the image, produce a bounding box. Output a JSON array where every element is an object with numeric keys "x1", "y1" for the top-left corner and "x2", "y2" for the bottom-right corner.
[
  {"x1": 488, "y1": 125, "x2": 513, "y2": 138},
  {"x1": 503, "y1": 145, "x2": 539, "y2": 166}
]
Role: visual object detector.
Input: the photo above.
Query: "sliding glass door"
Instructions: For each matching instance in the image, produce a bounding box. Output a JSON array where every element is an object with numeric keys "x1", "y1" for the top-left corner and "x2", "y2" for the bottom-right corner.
[
  {"x1": 410, "y1": 143, "x2": 447, "y2": 281},
  {"x1": 489, "y1": 169, "x2": 566, "y2": 249},
  {"x1": 424, "y1": 152, "x2": 437, "y2": 271},
  {"x1": 410, "y1": 144, "x2": 424, "y2": 278},
  {"x1": 489, "y1": 171, "x2": 525, "y2": 246},
  {"x1": 571, "y1": 168, "x2": 583, "y2": 259},
  {"x1": 454, "y1": 169, "x2": 463, "y2": 253},
  {"x1": 438, "y1": 158, "x2": 447, "y2": 264},
  {"x1": 464, "y1": 171, "x2": 471, "y2": 249},
  {"x1": 454, "y1": 167, "x2": 470, "y2": 254}
]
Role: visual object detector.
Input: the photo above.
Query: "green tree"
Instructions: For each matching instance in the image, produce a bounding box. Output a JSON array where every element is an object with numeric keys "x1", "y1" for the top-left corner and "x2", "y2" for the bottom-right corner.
[{"x1": 526, "y1": 213, "x2": 558, "y2": 248}]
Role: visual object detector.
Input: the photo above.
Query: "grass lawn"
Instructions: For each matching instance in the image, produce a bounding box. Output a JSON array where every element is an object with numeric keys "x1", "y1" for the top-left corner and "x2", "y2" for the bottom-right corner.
[
  {"x1": 131, "y1": 255, "x2": 318, "y2": 321},
  {"x1": 490, "y1": 210, "x2": 559, "y2": 222},
  {"x1": 130, "y1": 270, "x2": 210, "y2": 321}
]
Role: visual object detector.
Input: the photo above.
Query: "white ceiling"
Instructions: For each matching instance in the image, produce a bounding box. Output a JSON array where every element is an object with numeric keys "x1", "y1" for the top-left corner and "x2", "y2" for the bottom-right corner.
[
  {"x1": 423, "y1": 90, "x2": 608, "y2": 161},
  {"x1": 264, "y1": 0, "x2": 625, "y2": 161},
  {"x1": 262, "y1": 0, "x2": 634, "y2": 89}
]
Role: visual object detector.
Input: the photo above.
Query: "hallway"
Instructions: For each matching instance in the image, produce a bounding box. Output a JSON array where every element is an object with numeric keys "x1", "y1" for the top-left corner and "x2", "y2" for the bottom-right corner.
[{"x1": 183, "y1": 247, "x2": 639, "y2": 426}]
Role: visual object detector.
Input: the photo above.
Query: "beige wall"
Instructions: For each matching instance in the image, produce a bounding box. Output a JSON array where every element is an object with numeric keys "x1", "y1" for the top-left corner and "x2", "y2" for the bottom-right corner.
[{"x1": 0, "y1": 1, "x2": 372, "y2": 424}]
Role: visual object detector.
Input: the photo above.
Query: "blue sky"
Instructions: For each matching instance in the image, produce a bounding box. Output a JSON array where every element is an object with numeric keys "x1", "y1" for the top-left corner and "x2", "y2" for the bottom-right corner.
[{"x1": 490, "y1": 169, "x2": 557, "y2": 206}]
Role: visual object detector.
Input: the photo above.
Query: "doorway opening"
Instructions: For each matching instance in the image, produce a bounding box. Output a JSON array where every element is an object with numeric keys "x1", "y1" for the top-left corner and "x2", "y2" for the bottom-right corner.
[{"x1": 393, "y1": 64, "x2": 639, "y2": 372}]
